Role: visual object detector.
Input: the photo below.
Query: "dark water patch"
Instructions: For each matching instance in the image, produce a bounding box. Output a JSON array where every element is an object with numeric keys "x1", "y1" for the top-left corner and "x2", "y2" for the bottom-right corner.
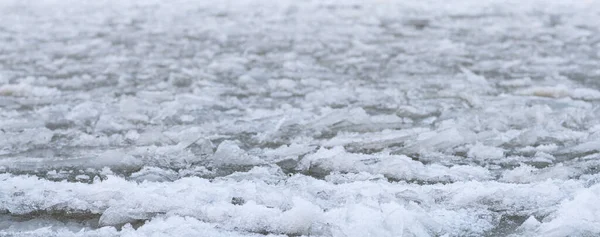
[
  {"x1": 484, "y1": 214, "x2": 529, "y2": 237},
  {"x1": 1, "y1": 210, "x2": 102, "y2": 229}
]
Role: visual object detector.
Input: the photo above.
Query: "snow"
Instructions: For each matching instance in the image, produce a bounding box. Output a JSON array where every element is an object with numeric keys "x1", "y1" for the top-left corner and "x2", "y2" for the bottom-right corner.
[
  {"x1": 537, "y1": 184, "x2": 600, "y2": 237},
  {"x1": 2, "y1": 0, "x2": 600, "y2": 236}
]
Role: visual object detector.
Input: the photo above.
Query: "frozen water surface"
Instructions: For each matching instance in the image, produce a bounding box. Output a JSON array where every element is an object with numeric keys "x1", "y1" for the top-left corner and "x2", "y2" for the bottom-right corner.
[{"x1": 1, "y1": 0, "x2": 600, "y2": 236}]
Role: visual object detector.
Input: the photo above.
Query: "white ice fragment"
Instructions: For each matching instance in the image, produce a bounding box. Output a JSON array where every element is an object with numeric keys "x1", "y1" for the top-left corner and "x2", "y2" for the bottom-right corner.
[
  {"x1": 130, "y1": 167, "x2": 178, "y2": 182},
  {"x1": 301, "y1": 146, "x2": 490, "y2": 182},
  {"x1": 100, "y1": 167, "x2": 114, "y2": 176},
  {"x1": 75, "y1": 175, "x2": 90, "y2": 181},
  {"x1": 569, "y1": 88, "x2": 600, "y2": 100},
  {"x1": 211, "y1": 140, "x2": 262, "y2": 166},
  {"x1": 515, "y1": 128, "x2": 550, "y2": 146},
  {"x1": 274, "y1": 197, "x2": 323, "y2": 235},
  {"x1": 222, "y1": 166, "x2": 285, "y2": 184},
  {"x1": 119, "y1": 97, "x2": 151, "y2": 123},
  {"x1": 311, "y1": 107, "x2": 370, "y2": 128},
  {"x1": 460, "y1": 67, "x2": 488, "y2": 85},
  {"x1": 72, "y1": 133, "x2": 110, "y2": 147},
  {"x1": 268, "y1": 78, "x2": 297, "y2": 91},
  {"x1": 322, "y1": 128, "x2": 428, "y2": 149},
  {"x1": 397, "y1": 105, "x2": 439, "y2": 118},
  {"x1": 326, "y1": 202, "x2": 435, "y2": 237},
  {"x1": 535, "y1": 144, "x2": 558, "y2": 153},
  {"x1": 237, "y1": 74, "x2": 256, "y2": 85},
  {"x1": 0, "y1": 83, "x2": 60, "y2": 97},
  {"x1": 516, "y1": 85, "x2": 600, "y2": 100},
  {"x1": 137, "y1": 91, "x2": 173, "y2": 103},
  {"x1": 94, "y1": 114, "x2": 129, "y2": 133},
  {"x1": 99, "y1": 206, "x2": 156, "y2": 227},
  {"x1": 538, "y1": 184, "x2": 600, "y2": 237},
  {"x1": 46, "y1": 170, "x2": 63, "y2": 179},
  {"x1": 500, "y1": 165, "x2": 536, "y2": 183},
  {"x1": 95, "y1": 150, "x2": 142, "y2": 168},
  {"x1": 325, "y1": 172, "x2": 385, "y2": 184},
  {"x1": 517, "y1": 85, "x2": 570, "y2": 98},
  {"x1": 467, "y1": 143, "x2": 504, "y2": 161},
  {"x1": 501, "y1": 164, "x2": 577, "y2": 183},
  {"x1": 66, "y1": 101, "x2": 102, "y2": 123},
  {"x1": 498, "y1": 78, "x2": 532, "y2": 87},
  {"x1": 180, "y1": 115, "x2": 195, "y2": 122},
  {"x1": 305, "y1": 87, "x2": 354, "y2": 105},
  {"x1": 125, "y1": 130, "x2": 140, "y2": 141},
  {"x1": 136, "y1": 129, "x2": 170, "y2": 146},
  {"x1": 517, "y1": 216, "x2": 541, "y2": 232},
  {"x1": 561, "y1": 140, "x2": 600, "y2": 154},
  {"x1": 0, "y1": 128, "x2": 54, "y2": 147},
  {"x1": 370, "y1": 114, "x2": 403, "y2": 123},
  {"x1": 263, "y1": 143, "x2": 314, "y2": 160},
  {"x1": 300, "y1": 78, "x2": 321, "y2": 87},
  {"x1": 405, "y1": 127, "x2": 475, "y2": 153}
]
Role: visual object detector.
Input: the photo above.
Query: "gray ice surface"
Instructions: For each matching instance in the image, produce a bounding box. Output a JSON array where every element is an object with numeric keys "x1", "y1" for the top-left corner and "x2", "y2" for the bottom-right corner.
[{"x1": 2, "y1": 0, "x2": 600, "y2": 236}]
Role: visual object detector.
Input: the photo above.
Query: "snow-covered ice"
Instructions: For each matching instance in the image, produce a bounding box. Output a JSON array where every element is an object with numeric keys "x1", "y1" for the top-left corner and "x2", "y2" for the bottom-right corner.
[{"x1": 2, "y1": 0, "x2": 600, "y2": 236}]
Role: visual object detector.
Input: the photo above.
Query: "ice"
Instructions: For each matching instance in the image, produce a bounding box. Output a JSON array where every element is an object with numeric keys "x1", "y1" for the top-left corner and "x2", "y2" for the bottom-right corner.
[
  {"x1": 211, "y1": 140, "x2": 263, "y2": 167},
  {"x1": 403, "y1": 127, "x2": 476, "y2": 154},
  {"x1": 0, "y1": 83, "x2": 61, "y2": 97},
  {"x1": 299, "y1": 146, "x2": 491, "y2": 182},
  {"x1": 498, "y1": 78, "x2": 532, "y2": 88},
  {"x1": 468, "y1": 143, "x2": 505, "y2": 161},
  {"x1": 129, "y1": 167, "x2": 178, "y2": 183},
  {"x1": 501, "y1": 164, "x2": 580, "y2": 184},
  {"x1": 515, "y1": 216, "x2": 541, "y2": 234},
  {"x1": 2, "y1": 0, "x2": 600, "y2": 236},
  {"x1": 94, "y1": 150, "x2": 142, "y2": 168},
  {"x1": 517, "y1": 85, "x2": 600, "y2": 101},
  {"x1": 1, "y1": 173, "x2": 588, "y2": 236},
  {"x1": 537, "y1": 183, "x2": 600, "y2": 237},
  {"x1": 2, "y1": 216, "x2": 277, "y2": 237}
]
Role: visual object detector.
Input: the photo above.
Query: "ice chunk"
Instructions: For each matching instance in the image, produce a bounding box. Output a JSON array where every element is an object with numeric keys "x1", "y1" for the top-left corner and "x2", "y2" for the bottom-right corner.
[
  {"x1": 322, "y1": 128, "x2": 428, "y2": 150},
  {"x1": 99, "y1": 206, "x2": 158, "y2": 227},
  {"x1": 125, "y1": 130, "x2": 140, "y2": 142},
  {"x1": 0, "y1": 83, "x2": 60, "y2": 97},
  {"x1": 517, "y1": 85, "x2": 600, "y2": 101},
  {"x1": 300, "y1": 146, "x2": 491, "y2": 182},
  {"x1": 403, "y1": 127, "x2": 476, "y2": 153},
  {"x1": 560, "y1": 140, "x2": 600, "y2": 155},
  {"x1": 500, "y1": 165, "x2": 536, "y2": 183},
  {"x1": 66, "y1": 102, "x2": 102, "y2": 125},
  {"x1": 130, "y1": 167, "x2": 179, "y2": 182},
  {"x1": 211, "y1": 140, "x2": 262, "y2": 166},
  {"x1": 221, "y1": 166, "x2": 285, "y2": 184},
  {"x1": 95, "y1": 150, "x2": 142, "y2": 168},
  {"x1": 326, "y1": 202, "x2": 437, "y2": 237},
  {"x1": 515, "y1": 216, "x2": 541, "y2": 233},
  {"x1": 467, "y1": 143, "x2": 505, "y2": 161},
  {"x1": 460, "y1": 67, "x2": 489, "y2": 86},
  {"x1": 537, "y1": 184, "x2": 600, "y2": 237},
  {"x1": 268, "y1": 78, "x2": 297, "y2": 91},
  {"x1": 570, "y1": 88, "x2": 600, "y2": 100},
  {"x1": 517, "y1": 85, "x2": 570, "y2": 98},
  {"x1": 263, "y1": 143, "x2": 315, "y2": 159},
  {"x1": 272, "y1": 197, "x2": 323, "y2": 235},
  {"x1": 0, "y1": 128, "x2": 53, "y2": 153},
  {"x1": 498, "y1": 78, "x2": 532, "y2": 88}
]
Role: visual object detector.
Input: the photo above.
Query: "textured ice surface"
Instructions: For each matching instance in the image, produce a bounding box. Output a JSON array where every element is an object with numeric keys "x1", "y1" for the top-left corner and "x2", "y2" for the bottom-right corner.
[{"x1": 2, "y1": 0, "x2": 600, "y2": 236}]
